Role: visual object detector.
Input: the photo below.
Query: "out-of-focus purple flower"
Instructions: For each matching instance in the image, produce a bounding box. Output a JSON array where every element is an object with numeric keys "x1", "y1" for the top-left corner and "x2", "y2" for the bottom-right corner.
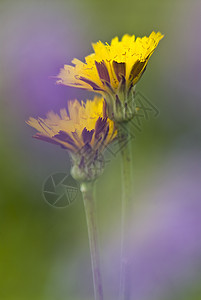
[
  {"x1": 0, "y1": 1, "x2": 83, "y2": 115},
  {"x1": 104, "y1": 150, "x2": 201, "y2": 300}
]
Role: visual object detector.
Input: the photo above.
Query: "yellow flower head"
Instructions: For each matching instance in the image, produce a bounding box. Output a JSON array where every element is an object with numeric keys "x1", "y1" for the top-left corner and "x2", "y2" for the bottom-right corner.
[
  {"x1": 27, "y1": 97, "x2": 117, "y2": 181},
  {"x1": 56, "y1": 32, "x2": 163, "y2": 121},
  {"x1": 27, "y1": 96, "x2": 116, "y2": 152}
]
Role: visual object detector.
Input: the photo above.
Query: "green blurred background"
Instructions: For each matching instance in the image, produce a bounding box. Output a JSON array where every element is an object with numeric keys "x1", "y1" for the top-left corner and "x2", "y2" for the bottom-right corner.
[{"x1": 0, "y1": 0, "x2": 200, "y2": 299}]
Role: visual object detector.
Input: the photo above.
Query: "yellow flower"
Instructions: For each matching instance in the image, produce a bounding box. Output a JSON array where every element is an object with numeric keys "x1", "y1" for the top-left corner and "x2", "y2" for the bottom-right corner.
[
  {"x1": 27, "y1": 97, "x2": 117, "y2": 181},
  {"x1": 57, "y1": 32, "x2": 163, "y2": 122}
]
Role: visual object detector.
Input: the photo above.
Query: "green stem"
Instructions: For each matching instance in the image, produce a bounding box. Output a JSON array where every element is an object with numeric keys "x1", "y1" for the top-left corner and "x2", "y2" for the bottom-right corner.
[
  {"x1": 80, "y1": 181, "x2": 104, "y2": 300},
  {"x1": 117, "y1": 121, "x2": 133, "y2": 300}
]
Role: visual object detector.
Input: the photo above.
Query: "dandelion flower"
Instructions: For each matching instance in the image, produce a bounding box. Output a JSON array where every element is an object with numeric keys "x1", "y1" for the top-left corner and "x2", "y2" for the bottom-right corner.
[
  {"x1": 57, "y1": 31, "x2": 164, "y2": 121},
  {"x1": 27, "y1": 96, "x2": 116, "y2": 181}
]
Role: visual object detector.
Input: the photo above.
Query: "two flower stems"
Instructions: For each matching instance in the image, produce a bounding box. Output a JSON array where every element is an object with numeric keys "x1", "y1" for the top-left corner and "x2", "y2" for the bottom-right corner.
[{"x1": 80, "y1": 121, "x2": 132, "y2": 300}]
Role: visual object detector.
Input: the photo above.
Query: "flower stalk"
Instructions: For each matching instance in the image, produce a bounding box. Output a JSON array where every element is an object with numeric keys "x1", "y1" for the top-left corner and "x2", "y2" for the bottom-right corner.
[
  {"x1": 80, "y1": 181, "x2": 104, "y2": 300},
  {"x1": 28, "y1": 31, "x2": 163, "y2": 300},
  {"x1": 117, "y1": 121, "x2": 133, "y2": 300},
  {"x1": 27, "y1": 97, "x2": 116, "y2": 300}
]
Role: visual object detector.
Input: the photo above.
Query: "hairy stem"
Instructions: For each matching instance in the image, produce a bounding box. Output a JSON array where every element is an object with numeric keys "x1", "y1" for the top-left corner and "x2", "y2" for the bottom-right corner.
[
  {"x1": 117, "y1": 121, "x2": 133, "y2": 300},
  {"x1": 80, "y1": 181, "x2": 104, "y2": 300}
]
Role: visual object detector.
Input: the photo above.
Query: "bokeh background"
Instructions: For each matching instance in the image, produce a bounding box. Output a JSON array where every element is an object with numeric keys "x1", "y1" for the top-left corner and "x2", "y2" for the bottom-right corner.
[{"x1": 0, "y1": 0, "x2": 200, "y2": 299}]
